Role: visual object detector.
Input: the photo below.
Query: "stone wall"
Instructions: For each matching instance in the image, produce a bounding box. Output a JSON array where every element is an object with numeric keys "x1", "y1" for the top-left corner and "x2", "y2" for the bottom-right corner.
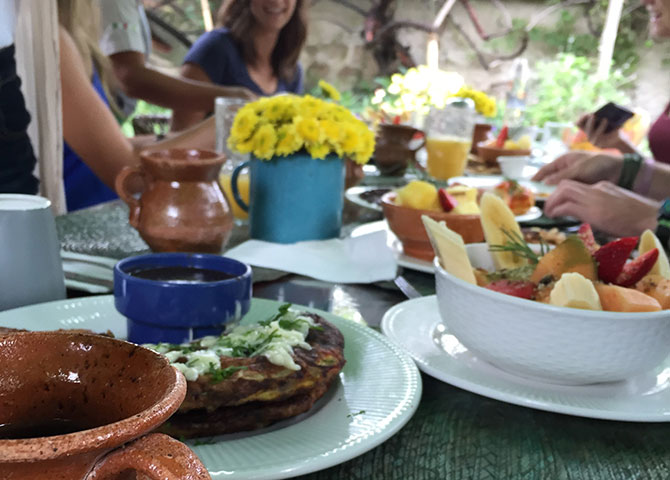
[{"x1": 300, "y1": 0, "x2": 670, "y2": 120}]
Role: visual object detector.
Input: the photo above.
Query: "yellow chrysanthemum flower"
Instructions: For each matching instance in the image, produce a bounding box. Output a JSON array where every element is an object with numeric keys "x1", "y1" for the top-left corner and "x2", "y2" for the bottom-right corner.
[
  {"x1": 307, "y1": 142, "x2": 331, "y2": 160},
  {"x1": 230, "y1": 108, "x2": 259, "y2": 142},
  {"x1": 320, "y1": 119, "x2": 341, "y2": 142},
  {"x1": 251, "y1": 123, "x2": 277, "y2": 160},
  {"x1": 340, "y1": 124, "x2": 360, "y2": 154},
  {"x1": 318, "y1": 80, "x2": 341, "y2": 102},
  {"x1": 276, "y1": 124, "x2": 303, "y2": 157},
  {"x1": 294, "y1": 116, "x2": 323, "y2": 144}
]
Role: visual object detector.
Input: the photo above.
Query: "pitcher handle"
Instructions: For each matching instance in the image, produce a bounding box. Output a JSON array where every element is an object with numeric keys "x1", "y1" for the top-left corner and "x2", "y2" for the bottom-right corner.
[
  {"x1": 230, "y1": 161, "x2": 249, "y2": 213},
  {"x1": 409, "y1": 128, "x2": 426, "y2": 153},
  {"x1": 86, "y1": 433, "x2": 210, "y2": 480},
  {"x1": 115, "y1": 166, "x2": 144, "y2": 228}
]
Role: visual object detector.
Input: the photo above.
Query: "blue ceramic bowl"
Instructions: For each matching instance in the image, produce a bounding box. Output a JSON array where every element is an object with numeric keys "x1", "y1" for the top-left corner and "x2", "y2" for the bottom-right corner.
[{"x1": 114, "y1": 253, "x2": 252, "y2": 345}]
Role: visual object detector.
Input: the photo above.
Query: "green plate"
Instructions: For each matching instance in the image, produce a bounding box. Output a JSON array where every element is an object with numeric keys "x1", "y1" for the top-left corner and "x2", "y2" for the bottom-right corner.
[{"x1": 0, "y1": 296, "x2": 422, "y2": 479}]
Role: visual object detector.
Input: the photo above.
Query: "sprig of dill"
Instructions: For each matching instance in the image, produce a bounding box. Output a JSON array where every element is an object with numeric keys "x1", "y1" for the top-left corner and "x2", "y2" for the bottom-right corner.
[{"x1": 488, "y1": 228, "x2": 547, "y2": 264}]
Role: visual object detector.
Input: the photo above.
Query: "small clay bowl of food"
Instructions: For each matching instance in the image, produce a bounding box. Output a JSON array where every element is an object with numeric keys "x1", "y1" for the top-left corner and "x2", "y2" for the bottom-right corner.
[
  {"x1": 114, "y1": 252, "x2": 252, "y2": 344},
  {"x1": 477, "y1": 143, "x2": 531, "y2": 167},
  {"x1": 382, "y1": 180, "x2": 484, "y2": 262}
]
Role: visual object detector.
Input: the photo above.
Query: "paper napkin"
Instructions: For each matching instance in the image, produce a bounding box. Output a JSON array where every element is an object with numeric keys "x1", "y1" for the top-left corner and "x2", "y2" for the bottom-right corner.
[{"x1": 224, "y1": 230, "x2": 397, "y2": 283}]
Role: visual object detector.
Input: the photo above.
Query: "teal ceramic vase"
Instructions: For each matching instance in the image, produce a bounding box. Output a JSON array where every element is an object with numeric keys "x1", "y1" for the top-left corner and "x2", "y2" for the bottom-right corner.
[{"x1": 231, "y1": 152, "x2": 345, "y2": 243}]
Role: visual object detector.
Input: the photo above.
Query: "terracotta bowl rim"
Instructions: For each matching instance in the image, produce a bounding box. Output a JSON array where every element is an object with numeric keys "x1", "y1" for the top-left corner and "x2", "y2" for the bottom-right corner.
[
  {"x1": 0, "y1": 331, "x2": 186, "y2": 461},
  {"x1": 141, "y1": 147, "x2": 224, "y2": 166},
  {"x1": 380, "y1": 191, "x2": 481, "y2": 220}
]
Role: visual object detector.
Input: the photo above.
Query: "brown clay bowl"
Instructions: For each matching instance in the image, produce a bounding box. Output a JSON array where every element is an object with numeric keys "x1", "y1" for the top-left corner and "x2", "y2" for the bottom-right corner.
[
  {"x1": 0, "y1": 331, "x2": 209, "y2": 480},
  {"x1": 381, "y1": 192, "x2": 484, "y2": 262},
  {"x1": 477, "y1": 143, "x2": 531, "y2": 167}
]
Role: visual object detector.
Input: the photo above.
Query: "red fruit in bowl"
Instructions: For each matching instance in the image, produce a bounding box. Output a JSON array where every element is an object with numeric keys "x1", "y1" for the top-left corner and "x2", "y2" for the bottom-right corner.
[
  {"x1": 593, "y1": 237, "x2": 638, "y2": 283},
  {"x1": 484, "y1": 279, "x2": 535, "y2": 299},
  {"x1": 438, "y1": 188, "x2": 458, "y2": 212},
  {"x1": 614, "y1": 248, "x2": 659, "y2": 287},
  {"x1": 577, "y1": 223, "x2": 600, "y2": 255}
]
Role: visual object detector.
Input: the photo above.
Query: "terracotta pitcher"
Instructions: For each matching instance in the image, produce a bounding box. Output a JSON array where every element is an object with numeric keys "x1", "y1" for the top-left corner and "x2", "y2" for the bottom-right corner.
[
  {"x1": 373, "y1": 124, "x2": 425, "y2": 176},
  {"x1": 116, "y1": 149, "x2": 233, "y2": 253},
  {"x1": 0, "y1": 331, "x2": 210, "y2": 480}
]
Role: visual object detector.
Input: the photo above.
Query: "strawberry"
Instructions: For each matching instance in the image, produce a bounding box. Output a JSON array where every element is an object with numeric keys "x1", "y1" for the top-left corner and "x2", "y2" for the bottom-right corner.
[
  {"x1": 593, "y1": 237, "x2": 638, "y2": 283},
  {"x1": 614, "y1": 248, "x2": 659, "y2": 287},
  {"x1": 438, "y1": 188, "x2": 458, "y2": 212},
  {"x1": 495, "y1": 126, "x2": 509, "y2": 148},
  {"x1": 577, "y1": 223, "x2": 600, "y2": 255},
  {"x1": 484, "y1": 280, "x2": 535, "y2": 299}
]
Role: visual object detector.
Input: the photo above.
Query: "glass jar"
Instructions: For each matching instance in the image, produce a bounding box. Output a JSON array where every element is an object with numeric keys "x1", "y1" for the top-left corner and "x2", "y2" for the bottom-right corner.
[
  {"x1": 424, "y1": 99, "x2": 476, "y2": 180},
  {"x1": 215, "y1": 97, "x2": 249, "y2": 221}
]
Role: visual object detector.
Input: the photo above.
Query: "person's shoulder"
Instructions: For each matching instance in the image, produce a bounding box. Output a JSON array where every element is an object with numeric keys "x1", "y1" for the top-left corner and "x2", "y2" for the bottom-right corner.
[{"x1": 191, "y1": 27, "x2": 237, "y2": 51}]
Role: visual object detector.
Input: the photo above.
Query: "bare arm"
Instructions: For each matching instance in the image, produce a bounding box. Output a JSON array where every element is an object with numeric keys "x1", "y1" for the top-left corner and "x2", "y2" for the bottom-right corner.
[
  {"x1": 61, "y1": 28, "x2": 217, "y2": 190},
  {"x1": 60, "y1": 27, "x2": 138, "y2": 189},
  {"x1": 170, "y1": 62, "x2": 218, "y2": 131},
  {"x1": 109, "y1": 51, "x2": 255, "y2": 113}
]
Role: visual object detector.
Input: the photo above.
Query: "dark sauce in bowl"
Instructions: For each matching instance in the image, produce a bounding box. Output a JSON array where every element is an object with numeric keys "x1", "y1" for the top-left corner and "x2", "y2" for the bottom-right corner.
[{"x1": 127, "y1": 266, "x2": 235, "y2": 283}]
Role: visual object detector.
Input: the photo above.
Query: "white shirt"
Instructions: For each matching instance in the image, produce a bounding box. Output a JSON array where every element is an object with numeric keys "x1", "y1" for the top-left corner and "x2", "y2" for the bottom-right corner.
[
  {"x1": 99, "y1": 0, "x2": 151, "y2": 59},
  {"x1": 0, "y1": 0, "x2": 17, "y2": 49}
]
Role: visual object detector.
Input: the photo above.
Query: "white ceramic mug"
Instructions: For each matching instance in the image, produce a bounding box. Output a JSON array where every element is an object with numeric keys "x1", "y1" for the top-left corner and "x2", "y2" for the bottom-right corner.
[
  {"x1": 498, "y1": 155, "x2": 530, "y2": 180},
  {"x1": 0, "y1": 194, "x2": 65, "y2": 311}
]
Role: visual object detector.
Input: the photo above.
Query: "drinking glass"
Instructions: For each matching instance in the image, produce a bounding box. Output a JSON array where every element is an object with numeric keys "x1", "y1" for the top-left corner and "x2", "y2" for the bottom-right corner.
[
  {"x1": 0, "y1": 194, "x2": 65, "y2": 310},
  {"x1": 215, "y1": 97, "x2": 250, "y2": 222},
  {"x1": 425, "y1": 101, "x2": 476, "y2": 180}
]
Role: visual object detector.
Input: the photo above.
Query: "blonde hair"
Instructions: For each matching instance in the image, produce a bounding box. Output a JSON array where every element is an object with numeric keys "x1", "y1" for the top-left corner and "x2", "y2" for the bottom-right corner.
[{"x1": 57, "y1": 0, "x2": 121, "y2": 116}]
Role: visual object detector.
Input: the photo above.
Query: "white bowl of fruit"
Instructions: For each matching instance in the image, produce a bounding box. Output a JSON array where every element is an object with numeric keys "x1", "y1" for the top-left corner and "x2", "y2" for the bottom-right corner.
[{"x1": 424, "y1": 193, "x2": 670, "y2": 385}]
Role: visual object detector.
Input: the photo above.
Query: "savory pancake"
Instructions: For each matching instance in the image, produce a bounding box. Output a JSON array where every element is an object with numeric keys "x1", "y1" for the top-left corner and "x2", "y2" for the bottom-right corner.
[{"x1": 152, "y1": 309, "x2": 346, "y2": 438}]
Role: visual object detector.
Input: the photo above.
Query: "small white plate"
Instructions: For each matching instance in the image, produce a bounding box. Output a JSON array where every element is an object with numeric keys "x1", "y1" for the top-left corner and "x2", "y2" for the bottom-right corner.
[
  {"x1": 350, "y1": 221, "x2": 433, "y2": 274},
  {"x1": 0, "y1": 296, "x2": 422, "y2": 479},
  {"x1": 449, "y1": 175, "x2": 556, "y2": 198},
  {"x1": 345, "y1": 186, "x2": 391, "y2": 212},
  {"x1": 381, "y1": 296, "x2": 670, "y2": 422}
]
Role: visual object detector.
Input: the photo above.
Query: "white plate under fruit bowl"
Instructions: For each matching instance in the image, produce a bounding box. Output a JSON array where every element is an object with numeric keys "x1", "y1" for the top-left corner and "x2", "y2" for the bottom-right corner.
[
  {"x1": 382, "y1": 296, "x2": 670, "y2": 422},
  {"x1": 0, "y1": 296, "x2": 422, "y2": 480}
]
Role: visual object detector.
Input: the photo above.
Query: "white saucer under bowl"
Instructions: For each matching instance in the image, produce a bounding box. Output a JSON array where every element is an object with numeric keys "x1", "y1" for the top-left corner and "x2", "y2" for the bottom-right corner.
[{"x1": 381, "y1": 296, "x2": 670, "y2": 422}]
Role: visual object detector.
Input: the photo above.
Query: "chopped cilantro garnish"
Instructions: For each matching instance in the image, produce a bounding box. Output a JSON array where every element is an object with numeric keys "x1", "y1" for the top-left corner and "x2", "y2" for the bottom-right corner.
[
  {"x1": 258, "y1": 303, "x2": 292, "y2": 326},
  {"x1": 207, "y1": 364, "x2": 247, "y2": 384}
]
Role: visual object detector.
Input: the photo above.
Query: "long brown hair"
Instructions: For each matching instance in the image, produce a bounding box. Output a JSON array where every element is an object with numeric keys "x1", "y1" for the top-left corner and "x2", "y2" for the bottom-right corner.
[
  {"x1": 57, "y1": 0, "x2": 121, "y2": 115},
  {"x1": 216, "y1": 0, "x2": 308, "y2": 83}
]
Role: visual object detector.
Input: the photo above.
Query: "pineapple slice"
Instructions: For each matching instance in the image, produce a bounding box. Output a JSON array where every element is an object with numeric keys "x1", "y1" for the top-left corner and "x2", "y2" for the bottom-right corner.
[
  {"x1": 421, "y1": 215, "x2": 476, "y2": 284},
  {"x1": 549, "y1": 272, "x2": 602, "y2": 310}
]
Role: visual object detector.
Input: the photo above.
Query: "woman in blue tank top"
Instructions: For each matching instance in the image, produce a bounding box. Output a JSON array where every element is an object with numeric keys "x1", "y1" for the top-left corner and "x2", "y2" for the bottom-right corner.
[{"x1": 171, "y1": 0, "x2": 308, "y2": 131}]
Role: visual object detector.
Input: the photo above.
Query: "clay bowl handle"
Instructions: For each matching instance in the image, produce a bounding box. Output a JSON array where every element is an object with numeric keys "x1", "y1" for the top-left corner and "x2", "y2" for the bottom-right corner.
[
  {"x1": 115, "y1": 166, "x2": 144, "y2": 229},
  {"x1": 86, "y1": 433, "x2": 210, "y2": 480}
]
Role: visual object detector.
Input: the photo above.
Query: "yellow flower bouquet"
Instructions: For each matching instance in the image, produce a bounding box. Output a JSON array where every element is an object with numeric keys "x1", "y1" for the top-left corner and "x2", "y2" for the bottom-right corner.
[
  {"x1": 227, "y1": 87, "x2": 375, "y2": 165},
  {"x1": 370, "y1": 65, "x2": 497, "y2": 119}
]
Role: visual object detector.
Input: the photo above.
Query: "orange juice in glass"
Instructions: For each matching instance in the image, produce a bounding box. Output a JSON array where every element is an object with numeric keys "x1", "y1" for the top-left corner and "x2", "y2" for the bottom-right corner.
[
  {"x1": 425, "y1": 135, "x2": 471, "y2": 180},
  {"x1": 219, "y1": 168, "x2": 249, "y2": 220},
  {"x1": 425, "y1": 102, "x2": 476, "y2": 180}
]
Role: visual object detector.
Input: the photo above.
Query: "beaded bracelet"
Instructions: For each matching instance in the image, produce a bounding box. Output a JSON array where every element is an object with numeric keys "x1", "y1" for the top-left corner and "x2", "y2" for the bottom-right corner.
[{"x1": 617, "y1": 153, "x2": 644, "y2": 191}]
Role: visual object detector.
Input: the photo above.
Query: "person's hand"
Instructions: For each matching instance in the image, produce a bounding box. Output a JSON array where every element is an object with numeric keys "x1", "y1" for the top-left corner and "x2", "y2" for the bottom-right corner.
[
  {"x1": 543, "y1": 179, "x2": 659, "y2": 237},
  {"x1": 577, "y1": 114, "x2": 626, "y2": 150},
  {"x1": 532, "y1": 151, "x2": 623, "y2": 185}
]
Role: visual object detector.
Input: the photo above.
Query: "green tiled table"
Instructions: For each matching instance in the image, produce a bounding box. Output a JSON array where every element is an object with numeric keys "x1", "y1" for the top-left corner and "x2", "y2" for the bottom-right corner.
[{"x1": 56, "y1": 199, "x2": 670, "y2": 480}]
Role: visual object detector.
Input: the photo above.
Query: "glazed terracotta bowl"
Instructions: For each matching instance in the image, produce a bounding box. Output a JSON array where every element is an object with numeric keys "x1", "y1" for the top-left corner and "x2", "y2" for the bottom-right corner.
[
  {"x1": 435, "y1": 243, "x2": 670, "y2": 385},
  {"x1": 477, "y1": 143, "x2": 531, "y2": 167},
  {"x1": 0, "y1": 330, "x2": 210, "y2": 480},
  {"x1": 381, "y1": 192, "x2": 484, "y2": 262}
]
